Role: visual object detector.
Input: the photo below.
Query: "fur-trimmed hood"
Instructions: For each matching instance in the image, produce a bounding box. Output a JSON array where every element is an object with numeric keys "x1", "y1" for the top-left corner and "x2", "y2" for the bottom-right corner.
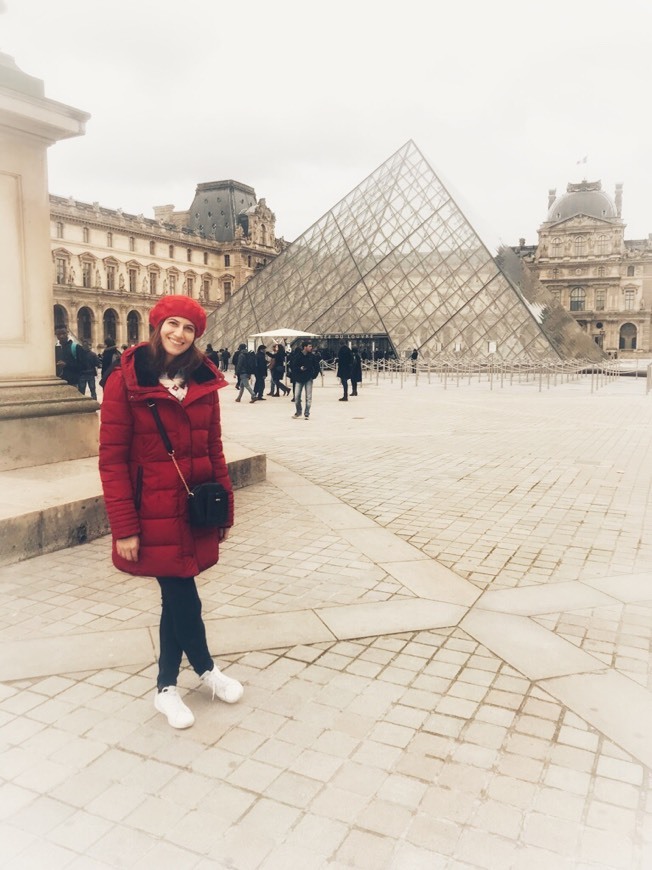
[{"x1": 116, "y1": 343, "x2": 228, "y2": 403}]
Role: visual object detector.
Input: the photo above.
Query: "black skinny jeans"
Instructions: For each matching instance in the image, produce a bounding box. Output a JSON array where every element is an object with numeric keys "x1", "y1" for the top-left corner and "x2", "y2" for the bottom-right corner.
[{"x1": 156, "y1": 577, "x2": 213, "y2": 689}]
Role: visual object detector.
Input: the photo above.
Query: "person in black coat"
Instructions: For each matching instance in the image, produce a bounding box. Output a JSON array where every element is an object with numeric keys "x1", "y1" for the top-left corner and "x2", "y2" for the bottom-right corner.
[
  {"x1": 253, "y1": 345, "x2": 268, "y2": 400},
  {"x1": 351, "y1": 347, "x2": 362, "y2": 396},
  {"x1": 100, "y1": 338, "x2": 121, "y2": 386},
  {"x1": 336, "y1": 343, "x2": 353, "y2": 401}
]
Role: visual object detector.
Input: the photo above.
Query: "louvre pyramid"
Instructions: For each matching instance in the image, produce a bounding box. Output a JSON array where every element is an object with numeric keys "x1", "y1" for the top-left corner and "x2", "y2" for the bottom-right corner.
[{"x1": 204, "y1": 141, "x2": 603, "y2": 362}]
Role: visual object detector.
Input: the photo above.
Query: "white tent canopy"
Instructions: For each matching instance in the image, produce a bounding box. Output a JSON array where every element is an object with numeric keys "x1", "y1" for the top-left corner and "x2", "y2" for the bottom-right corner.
[
  {"x1": 249, "y1": 327, "x2": 319, "y2": 339},
  {"x1": 251, "y1": 326, "x2": 318, "y2": 338}
]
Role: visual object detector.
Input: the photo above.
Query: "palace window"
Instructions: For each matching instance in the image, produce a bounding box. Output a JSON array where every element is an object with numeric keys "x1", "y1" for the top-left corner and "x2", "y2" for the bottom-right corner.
[
  {"x1": 187, "y1": 277, "x2": 194, "y2": 296},
  {"x1": 202, "y1": 278, "x2": 210, "y2": 297},
  {"x1": 107, "y1": 232, "x2": 113, "y2": 248},
  {"x1": 82, "y1": 261, "x2": 92, "y2": 288},
  {"x1": 224, "y1": 254, "x2": 231, "y2": 267},
  {"x1": 55, "y1": 257, "x2": 66, "y2": 284},
  {"x1": 187, "y1": 248, "x2": 192, "y2": 262},
  {"x1": 149, "y1": 272, "x2": 157, "y2": 294},
  {"x1": 83, "y1": 227, "x2": 89, "y2": 243},
  {"x1": 129, "y1": 236, "x2": 135, "y2": 252},
  {"x1": 551, "y1": 237, "x2": 562, "y2": 257},
  {"x1": 627, "y1": 265, "x2": 635, "y2": 277},
  {"x1": 106, "y1": 265, "x2": 116, "y2": 291},
  {"x1": 596, "y1": 235, "x2": 608, "y2": 254},
  {"x1": 595, "y1": 289, "x2": 606, "y2": 311},
  {"x1": 56, "y1": 221, "x2": 64, "y2": 239},
  {"x1": 247, "y1": 255, "x2": 252, "y2": 267},
  {"x1": 597, "y1": 266, "x2": 606, "y2": 277},
  {"x1": 570, "y1": 287, "x2": 586, "y2": 311},
  {"x1": 129, "y1": 268, "x2": 137, "y2": 292},
  {"x1": 574, "y1": 236, "x2": 586, "y2": 256},
  {"x1": 169, "y1": 272, "x2": 177, "y2": 293},
  {"x1": 149, "y1": 240, "x2": 156, "y2": 255},
  {"x1": 169, "y1": 244, "x2": 174, "y2": 259},
  {"x1": 224, "y1": 281, "x2": 232, "y2": 299},
  {"x1": 203, "y1": 252, "x2": 208, "y2": 265},
  {"x1": 624, "y1": 289, "x2": 636, "y2": 310}
]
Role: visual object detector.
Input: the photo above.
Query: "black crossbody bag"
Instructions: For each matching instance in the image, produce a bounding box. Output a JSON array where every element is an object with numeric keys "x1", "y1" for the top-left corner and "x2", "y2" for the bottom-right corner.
[{"x1": 147, "y1": 401, "x2": 229, "y2": 528}]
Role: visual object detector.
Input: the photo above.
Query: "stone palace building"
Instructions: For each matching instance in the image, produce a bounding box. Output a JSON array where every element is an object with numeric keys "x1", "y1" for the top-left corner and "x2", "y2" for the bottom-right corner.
[
  {"x1": 514, "y1": 180, "x2": 652, "y2": 356},
  {"x1": 51, "y1": 179, "x2": 285, "y2": 348}
]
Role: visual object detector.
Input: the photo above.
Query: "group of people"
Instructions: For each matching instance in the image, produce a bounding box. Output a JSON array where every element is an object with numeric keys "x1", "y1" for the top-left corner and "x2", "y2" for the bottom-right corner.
[
  {"x1": 55, "y1": 328, "x2": 126, "y2": 399},
  {"x1": 230, "y1": 340, "x2": 322, "y2": 418},
  {"x1": 227, "y1": 339, "x2": 365, "y2": 415},
  {"x1": 205, "y1": 345, "x2": 231, "y2": 371}
]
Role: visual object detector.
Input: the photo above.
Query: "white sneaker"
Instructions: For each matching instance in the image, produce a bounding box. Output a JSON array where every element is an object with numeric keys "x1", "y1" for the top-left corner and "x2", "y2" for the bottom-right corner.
[
  {"x1": 200, "y1": 666, "x2": 244, "y2": 703},
  {"x1": 154, "y1": 686, "x2": 195, "y2": 729}
]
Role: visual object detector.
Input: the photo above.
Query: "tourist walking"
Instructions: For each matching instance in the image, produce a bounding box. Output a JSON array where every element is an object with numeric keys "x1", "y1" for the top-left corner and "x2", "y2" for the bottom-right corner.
[
  {"x1": 55, "y1": 326, "x2": 83, "y2": 389},
  {"x1": 98, "y1": 295, "x2": 243, "y2": 729},
  {"x1": 351, "y1": 346, "x2": 362, "y2": 396},
  {"x1": 79, "y1": 340, "x2": 100, "y2": 400},
  {"x1": 292, "y1": 340, "x2": 320, "y2": 419},
  {"x1": 337, "y1": 343, "x2": 353, "y2": 401},
  {"x1": 253, "y1": 345, "x2": 268, "y2": 400},
  {"x1": 100, "y1": 338, "x2": 121, "y2": 386},
  {"x1": 267, "y1": 343, "x2": 290, "y2": 396},
  {"x1": 234, "y1": 343, "x2": 257, "y2": 402},
  {"x1": 220, "y1": 347, "x2": 231, "y2": 371}
]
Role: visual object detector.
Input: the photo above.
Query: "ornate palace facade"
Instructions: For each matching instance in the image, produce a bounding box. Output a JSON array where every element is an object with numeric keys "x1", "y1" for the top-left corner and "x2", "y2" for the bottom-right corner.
[
  {"x1": 515, "y1": 181, "x2": 652, "y2": 356},
  {"x1": 51, "y1": 180, "x2": 284, "y2": 348}
]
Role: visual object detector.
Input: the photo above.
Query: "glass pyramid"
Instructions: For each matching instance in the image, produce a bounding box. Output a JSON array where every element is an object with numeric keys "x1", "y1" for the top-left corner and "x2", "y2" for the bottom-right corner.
[{"x1": 204, "y1": 141, "x2": 603, "y2": 362}]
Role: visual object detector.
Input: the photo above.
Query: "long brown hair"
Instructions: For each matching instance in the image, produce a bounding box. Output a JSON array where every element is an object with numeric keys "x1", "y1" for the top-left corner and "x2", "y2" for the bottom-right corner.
[{"x1": 148, "y1": 322, "x2": 205, "y2": 378}]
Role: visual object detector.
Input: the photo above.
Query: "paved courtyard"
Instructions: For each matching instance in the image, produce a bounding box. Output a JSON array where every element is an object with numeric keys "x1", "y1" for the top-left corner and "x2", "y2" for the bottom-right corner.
[{"x1": 1, "y1": 368, "x2": 652, "y2": 869}]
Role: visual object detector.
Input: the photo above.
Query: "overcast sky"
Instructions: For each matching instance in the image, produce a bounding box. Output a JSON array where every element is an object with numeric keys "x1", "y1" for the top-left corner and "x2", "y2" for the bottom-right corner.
[{"x1": 4, "y1": 0, "x2": 652, "y2": 248}]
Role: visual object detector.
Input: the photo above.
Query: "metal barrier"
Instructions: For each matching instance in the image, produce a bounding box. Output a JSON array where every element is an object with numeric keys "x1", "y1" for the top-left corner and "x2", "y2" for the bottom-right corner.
[{"x1": 357, "y1": 357, "x2": 632, "y2": 393}]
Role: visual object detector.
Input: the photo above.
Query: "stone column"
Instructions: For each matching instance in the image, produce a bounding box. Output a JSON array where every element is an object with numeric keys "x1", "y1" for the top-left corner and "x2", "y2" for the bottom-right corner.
[{"x1": 0, "y1": 51, "x2": 97, "y2": 471}]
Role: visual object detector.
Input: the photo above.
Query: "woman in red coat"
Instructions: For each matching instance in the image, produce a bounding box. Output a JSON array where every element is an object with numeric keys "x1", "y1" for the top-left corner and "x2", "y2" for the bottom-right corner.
[{"x1": 99, "y1": 295, "x2": 243, "y2": 729}]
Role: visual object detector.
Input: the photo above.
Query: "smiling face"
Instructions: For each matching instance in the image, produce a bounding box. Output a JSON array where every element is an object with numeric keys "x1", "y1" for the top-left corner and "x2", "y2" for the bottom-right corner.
[{"x1": 160, "y1": 316, "x2": 196, "y2": 364}]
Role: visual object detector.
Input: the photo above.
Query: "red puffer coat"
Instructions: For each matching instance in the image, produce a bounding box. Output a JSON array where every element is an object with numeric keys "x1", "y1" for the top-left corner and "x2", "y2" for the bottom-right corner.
[{"x1": 99, "y1": 344, "x2": 234, "y2": 578}]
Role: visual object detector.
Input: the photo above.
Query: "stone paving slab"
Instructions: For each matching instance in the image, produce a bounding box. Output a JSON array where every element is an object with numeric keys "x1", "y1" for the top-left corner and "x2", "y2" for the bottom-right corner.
[
  {"x1": 478, "y1": 580, "x2": 617, "y2": 615},
  {"x1": 0, "y1": 629, "x2": 651, "y2": 869},
  {"x1": 462, "y1": 610, "x2": 608, "y2": 681},
  {"x1": 2, "y1": 372, "x2": 652, "y2": 867}
]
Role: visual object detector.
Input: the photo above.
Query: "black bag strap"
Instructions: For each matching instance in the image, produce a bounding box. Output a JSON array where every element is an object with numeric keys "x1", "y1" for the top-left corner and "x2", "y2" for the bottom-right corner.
[{"x1": 146, "y1": 401, "x2": 192, "y2": 496}]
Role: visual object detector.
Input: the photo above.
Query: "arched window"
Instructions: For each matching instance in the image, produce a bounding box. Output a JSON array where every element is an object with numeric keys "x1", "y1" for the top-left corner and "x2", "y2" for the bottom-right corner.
[
  {"x1": 570, "y1": 287, "x2": 586, "y2": 311},
  {"x1": 103, "y1": 309, "x2": 118, "y2": 344},
  {"x1": 551, "y1": 238, "x2": 562, "y2": 256},
  {"x1": 574, "y1": 236, "x2": 586, "y2": 256},
  {"x1": 596, "y1": 235, "x2": 608, "y2": 254},
  {"x1": 77, "y1": 307, "x2": 93, "y2": 343},
  {"x1": 619, "y1": 323, "x2": 637, "y2": 350},
  {"x1": 127, "y1": 310, "x2": 140, "y2": 344},
  {"x1": 53, "y1": 304, "x2": 68, "y2": 330},
  {"x1": 627, "y1": 265, "x2": 635, "y2": 277}
]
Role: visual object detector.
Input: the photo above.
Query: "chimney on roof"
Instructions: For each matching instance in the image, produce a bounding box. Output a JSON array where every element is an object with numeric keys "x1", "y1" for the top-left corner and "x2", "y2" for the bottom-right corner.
[{"x1": 548, "y1": 189, "x2": 556, "y2": 209}]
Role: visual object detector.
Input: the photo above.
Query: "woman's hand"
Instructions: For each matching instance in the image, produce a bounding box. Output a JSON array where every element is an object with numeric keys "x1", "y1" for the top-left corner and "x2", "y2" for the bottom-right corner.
[
  {"x1": 218, "y1": 528, "x2": 230, "y2": 543},
  {"x1": 116, "y1": 535, "x2": 140, "y2": 561}
]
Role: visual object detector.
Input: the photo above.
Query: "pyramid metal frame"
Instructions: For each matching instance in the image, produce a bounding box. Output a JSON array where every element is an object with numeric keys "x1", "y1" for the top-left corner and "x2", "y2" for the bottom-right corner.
[{"x1": 205, "y1": 141, "x2": 603, "y2": 362}]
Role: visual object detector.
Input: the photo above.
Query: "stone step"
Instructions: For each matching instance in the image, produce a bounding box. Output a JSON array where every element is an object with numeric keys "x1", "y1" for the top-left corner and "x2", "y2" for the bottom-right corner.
[{"x1": 0, "y1": 442, "x2": 265, "y2": 566}]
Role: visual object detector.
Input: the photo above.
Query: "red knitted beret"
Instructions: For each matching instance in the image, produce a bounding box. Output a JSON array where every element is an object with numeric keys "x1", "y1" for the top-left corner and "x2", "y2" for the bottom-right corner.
[{"x1": 149, "y1": 295, "x2": 207, "y2": 338}]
